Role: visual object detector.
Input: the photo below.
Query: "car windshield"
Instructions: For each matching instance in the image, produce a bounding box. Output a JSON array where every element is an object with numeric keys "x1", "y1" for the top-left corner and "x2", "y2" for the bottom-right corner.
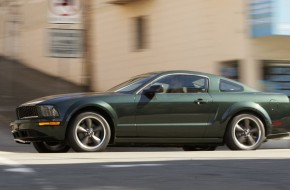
[{"x1": 108, "y1": 73, "x2": 156, "y2": 93}]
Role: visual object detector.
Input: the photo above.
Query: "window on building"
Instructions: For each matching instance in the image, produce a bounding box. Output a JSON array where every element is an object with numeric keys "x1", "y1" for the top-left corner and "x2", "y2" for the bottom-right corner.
[
  {"x1": 220, "y1": 60, "x2": 240, "y2": 81},
  {"x1": 134, "y1": 16, "x2": 148, "y2": 50},
  {"x1": 263, "y1": 61, "x2": 290, "y2": 97}
]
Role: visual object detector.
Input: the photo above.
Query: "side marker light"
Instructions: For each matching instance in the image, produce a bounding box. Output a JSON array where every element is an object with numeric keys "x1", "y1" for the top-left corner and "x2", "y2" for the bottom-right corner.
[{"x1": 272, "y1": 121, "x2": 283, "y2": 126}]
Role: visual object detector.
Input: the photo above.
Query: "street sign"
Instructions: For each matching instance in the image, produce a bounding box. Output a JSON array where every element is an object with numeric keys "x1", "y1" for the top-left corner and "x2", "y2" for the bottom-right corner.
[
  {"x1": 48, "y1": 29, "x2": 83, "y2": 58},
  {"x1": 48, "y1": 0, "x2": 82, "y2": 24}
]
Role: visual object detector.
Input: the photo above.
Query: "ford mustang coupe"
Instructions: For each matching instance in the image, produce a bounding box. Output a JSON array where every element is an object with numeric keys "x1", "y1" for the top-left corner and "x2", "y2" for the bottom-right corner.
[{"x1": 11, "y1": 70, "x2": 290, "y2": 153}]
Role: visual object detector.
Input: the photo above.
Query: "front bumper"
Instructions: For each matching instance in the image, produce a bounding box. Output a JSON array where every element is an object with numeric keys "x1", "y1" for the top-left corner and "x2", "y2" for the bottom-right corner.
[{"x1": 11, "y1": 119, "x2": 66, "y2": 143}]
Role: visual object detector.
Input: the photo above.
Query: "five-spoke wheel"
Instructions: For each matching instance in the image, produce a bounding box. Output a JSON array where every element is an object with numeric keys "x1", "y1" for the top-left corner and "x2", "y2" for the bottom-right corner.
[
  {"x1": 67, "y1": 112, "x2": 111, "y2": 152},
  {"x1": 225, "y1": 114, "x2": 265, "y2": 150}
]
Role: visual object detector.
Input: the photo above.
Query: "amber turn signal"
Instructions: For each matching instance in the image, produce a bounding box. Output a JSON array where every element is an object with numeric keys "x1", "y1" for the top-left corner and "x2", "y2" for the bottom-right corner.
[{"x1": 38, "y1": 122, "x2": 61, "y2": 126}]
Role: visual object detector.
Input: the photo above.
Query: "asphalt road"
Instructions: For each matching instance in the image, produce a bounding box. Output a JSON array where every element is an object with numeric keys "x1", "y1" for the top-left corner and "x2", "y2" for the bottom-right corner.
[
  {"x1": 2, "y1": 116, "x2": 290, "y2": 190},
  {"x1": 1, "y1": 150, "x2": 290, "y2": 190},
  {"x1": 1, "y1": 119, "x2": 290, "y2": 190}
]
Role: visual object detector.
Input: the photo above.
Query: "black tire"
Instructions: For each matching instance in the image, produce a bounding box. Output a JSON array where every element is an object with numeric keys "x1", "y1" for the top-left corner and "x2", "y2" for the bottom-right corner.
[
  {"x1": 67, "y1": 112, "x2": 111, "y2": 152},
  {"x1": 32, "y1": 141, "x2": 70, "y2": 153},
  {"x1": 183, "y1": 146, "x2": 216, "y2": 151},
  {"x1": 225, "y1": 114, "x2": 265, "y2": 150}
]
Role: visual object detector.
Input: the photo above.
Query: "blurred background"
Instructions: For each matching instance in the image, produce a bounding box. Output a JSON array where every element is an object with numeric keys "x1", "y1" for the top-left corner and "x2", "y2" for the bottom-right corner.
[{"x1": 1, "y1": 0, "x2": 290, "y2": 148}]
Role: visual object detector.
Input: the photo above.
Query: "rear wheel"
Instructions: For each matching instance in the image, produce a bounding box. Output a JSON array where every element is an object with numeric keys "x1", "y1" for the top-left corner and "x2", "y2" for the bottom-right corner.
[
  {"x1": 67, "y1": 112, "x2": 111, "y2": 152},
  {"x1": 32, "y1": 141, "x2": 70, "y2": 153},
  {"x1": 225, "y1": 114, "x2": 265, "y2": 150}
]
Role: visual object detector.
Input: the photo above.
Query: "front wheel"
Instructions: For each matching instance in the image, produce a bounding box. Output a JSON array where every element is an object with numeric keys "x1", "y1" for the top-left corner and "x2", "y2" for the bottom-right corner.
[
  {"x1": 32, "y1": 141, "x2": 70, "y2": 153},
  {"x1": 225, "y1": 114, "x2": 265, "y2": 150},
  {"x1": 67, "y1": 112, "x2": 111, "y2": 152}
]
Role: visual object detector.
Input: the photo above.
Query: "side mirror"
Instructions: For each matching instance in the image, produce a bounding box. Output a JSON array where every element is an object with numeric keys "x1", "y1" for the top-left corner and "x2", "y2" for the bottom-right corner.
[{"x1": 143, "y1": 84, "x2": 164, "y2": 97}]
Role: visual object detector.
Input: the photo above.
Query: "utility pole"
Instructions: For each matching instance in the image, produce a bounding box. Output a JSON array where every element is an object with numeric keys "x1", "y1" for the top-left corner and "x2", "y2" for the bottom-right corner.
[
  {"x1": 83, "y1": 0, "x2": 94, "y2": 91},
  {"x1": 0, "y1": 0, "x2": 20, "y2": 107}
]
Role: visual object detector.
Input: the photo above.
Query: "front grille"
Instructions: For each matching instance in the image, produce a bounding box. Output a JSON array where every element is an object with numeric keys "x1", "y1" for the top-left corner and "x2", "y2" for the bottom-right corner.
[{"x1": 17, "y1": 106, "x2": 39, "y2": 119}]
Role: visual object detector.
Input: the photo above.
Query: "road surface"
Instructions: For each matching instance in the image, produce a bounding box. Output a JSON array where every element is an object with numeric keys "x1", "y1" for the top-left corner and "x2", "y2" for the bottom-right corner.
[{"x1": 1, "y1": 150, "x2": 290, "y2": 190}]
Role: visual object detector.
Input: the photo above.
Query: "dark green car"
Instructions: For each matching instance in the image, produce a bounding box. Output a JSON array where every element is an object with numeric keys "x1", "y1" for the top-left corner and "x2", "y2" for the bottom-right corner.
[{"x1": 11, "y1": 70, "x2": 290, "y2": 152}]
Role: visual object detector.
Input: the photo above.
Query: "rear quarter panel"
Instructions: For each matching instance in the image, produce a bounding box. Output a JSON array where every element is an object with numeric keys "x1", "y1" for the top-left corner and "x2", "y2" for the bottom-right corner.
[{"x1": 206, "y1": 92, "x2": 290, "y2": 137}]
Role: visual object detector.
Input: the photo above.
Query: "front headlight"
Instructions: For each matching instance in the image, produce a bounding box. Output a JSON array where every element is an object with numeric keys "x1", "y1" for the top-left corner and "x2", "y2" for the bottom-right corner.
[{"x1": 37, "y1": 105, "x2": 60, "y2": 118}]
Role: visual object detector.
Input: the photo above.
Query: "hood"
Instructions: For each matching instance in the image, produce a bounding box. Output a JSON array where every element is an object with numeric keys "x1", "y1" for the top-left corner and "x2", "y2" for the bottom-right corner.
[{"x1": 21, "y1": 92, "x2": 118, "y2": 106}]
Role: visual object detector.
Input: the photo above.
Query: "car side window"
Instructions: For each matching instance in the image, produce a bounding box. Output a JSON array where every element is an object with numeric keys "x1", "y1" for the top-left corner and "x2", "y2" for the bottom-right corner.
[
  {"x1": 147, "y1": 74, "x2": 208, "y2": 94},
  {"x1": 184, "y1": 75, "x2": 208, "y2": 93},
  {"x1": 220, "y1": 79, "x2": 244, "y2": 92}
]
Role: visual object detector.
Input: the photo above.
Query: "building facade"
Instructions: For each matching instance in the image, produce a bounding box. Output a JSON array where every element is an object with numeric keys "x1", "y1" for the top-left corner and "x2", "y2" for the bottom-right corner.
[
  {"x1": 0, "y1": 0, "x2": 84, "y2": 86},
  {"x1": 93, "y1": 0, "x2": 248, "y2": 90},
  {"x1": 1, "y1": 0, "x2": 290, "y2": 96}
]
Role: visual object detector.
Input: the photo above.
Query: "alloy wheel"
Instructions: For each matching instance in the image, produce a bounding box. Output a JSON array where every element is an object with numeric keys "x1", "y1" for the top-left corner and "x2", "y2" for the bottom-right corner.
[
  {"x1": 233, "y1": 117, "x2": 262, "y2": 149},
  {"x1": 74, "y1": 115, "x2": 107, "y2": 150}
]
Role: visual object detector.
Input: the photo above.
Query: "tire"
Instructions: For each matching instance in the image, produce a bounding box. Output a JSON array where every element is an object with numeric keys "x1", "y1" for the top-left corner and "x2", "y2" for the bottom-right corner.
[
  {"x1": 225, "y1": 114, "x2": 265, "y2": 150},
  {"x1": 32, "y1": 141, "x2": 70, "y2": 153},
  {"x1": 67, "y1": 112, "x2": 111, "y2": 152},
  {"x1": 183, "y1": 146, "x2": 216, "y2": 151}
]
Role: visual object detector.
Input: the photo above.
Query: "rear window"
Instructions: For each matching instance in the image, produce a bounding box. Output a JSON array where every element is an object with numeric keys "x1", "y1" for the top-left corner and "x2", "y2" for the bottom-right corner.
[{"x1": 220, "y1": 79, "x2": 244, "y2": 92}]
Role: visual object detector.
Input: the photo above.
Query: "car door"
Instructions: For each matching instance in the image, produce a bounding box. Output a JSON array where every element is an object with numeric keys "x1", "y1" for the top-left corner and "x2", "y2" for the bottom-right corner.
[{"x1": 135, "y1": 74, "x2": 216, "y2": 138}]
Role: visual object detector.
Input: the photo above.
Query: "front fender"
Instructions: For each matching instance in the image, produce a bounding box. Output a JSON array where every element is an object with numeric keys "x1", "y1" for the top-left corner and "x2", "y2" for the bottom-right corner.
[
  {"x1": 221, "y1": 102, "x2": 272, "y2": 135},
  {"x1": 63, "y1": 100, "x2": 118, "y2": 130}
]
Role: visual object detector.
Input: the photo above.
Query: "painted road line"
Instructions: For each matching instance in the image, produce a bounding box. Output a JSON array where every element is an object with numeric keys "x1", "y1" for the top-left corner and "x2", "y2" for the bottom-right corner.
[
  {"x1": 0, "y1": 156, "x2": 35, "y2": 173},
  {"x1": 102, "y1": 164, "x2": 166, "y2": 168},
  {"x1": 0, "y1": 155, "x2": 58, "y2": 190},
  {"x1": 4, "y1": 167, "x2": 35, "y2": 173}
]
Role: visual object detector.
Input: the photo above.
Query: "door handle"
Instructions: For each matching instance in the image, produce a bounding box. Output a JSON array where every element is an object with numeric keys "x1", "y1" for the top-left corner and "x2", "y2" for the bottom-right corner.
[{"x1": 194, "y1": 99, "x2": 208, "y2": 105}]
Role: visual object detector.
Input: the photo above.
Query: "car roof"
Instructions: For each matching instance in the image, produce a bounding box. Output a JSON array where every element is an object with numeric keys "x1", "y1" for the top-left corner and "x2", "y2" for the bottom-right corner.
[
  {"x1": 148, "y1": 70, "x2": 219, "y2": 78},
  {"x1": 128, "y1": 70, "x2": 259, "y2": 93}
]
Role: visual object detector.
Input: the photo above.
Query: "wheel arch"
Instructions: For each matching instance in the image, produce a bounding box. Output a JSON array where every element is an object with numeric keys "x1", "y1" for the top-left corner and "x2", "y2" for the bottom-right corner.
[
  {"x1": 221, "y1": 102, "x2": 272, "y2": 138},
  {"x1": 64, "y1": 102, "x2": 118, "y2": 144}
]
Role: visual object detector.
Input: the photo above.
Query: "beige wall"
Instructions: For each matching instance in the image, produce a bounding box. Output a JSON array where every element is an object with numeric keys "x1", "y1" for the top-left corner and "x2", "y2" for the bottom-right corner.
[
  {"x1": 94, "y1": 0, "x2": 248, "y2": 91},
  {"x1": 0, "y1": 6, "x2": 4, "y2": 53},
  {"x1": 2, "y1": 0, "x2": 290, "y2": 91},
  {"x1": 0, "y1": 0, "x2": 84, "y2": 85}
]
